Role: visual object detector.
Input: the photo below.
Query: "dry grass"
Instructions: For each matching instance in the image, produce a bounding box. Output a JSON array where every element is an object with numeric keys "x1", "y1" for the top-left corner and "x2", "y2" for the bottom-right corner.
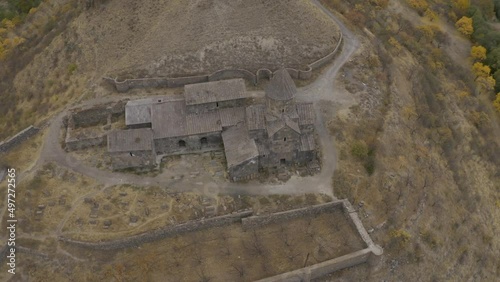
[
  {"x1": 1, "y1": 127, "x2": 46, "y2": 172},
  {"x1": 6, "y1": 209, "x2": 364, "y2": 282}
]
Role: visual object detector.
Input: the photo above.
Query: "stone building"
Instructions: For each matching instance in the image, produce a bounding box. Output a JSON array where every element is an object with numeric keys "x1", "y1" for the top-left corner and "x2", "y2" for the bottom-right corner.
[
  {"x1": 107, "y1": 71, "x2": 318, "y2": 181},
  {"x1": 107, "y1": 128, "x2": 156, "y2": 170}
]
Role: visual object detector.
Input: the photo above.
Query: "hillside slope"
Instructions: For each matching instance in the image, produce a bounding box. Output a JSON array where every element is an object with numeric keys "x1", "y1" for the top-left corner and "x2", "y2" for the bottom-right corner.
[{"x1": 72, "y1": 0, "x2": 340, "y2": 78}]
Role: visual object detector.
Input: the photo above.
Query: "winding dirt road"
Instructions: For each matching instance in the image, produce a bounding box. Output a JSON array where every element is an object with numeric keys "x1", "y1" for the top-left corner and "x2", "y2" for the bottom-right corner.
[{"x1": 22, "y1": 0, "x2": 360, "y2": 198}]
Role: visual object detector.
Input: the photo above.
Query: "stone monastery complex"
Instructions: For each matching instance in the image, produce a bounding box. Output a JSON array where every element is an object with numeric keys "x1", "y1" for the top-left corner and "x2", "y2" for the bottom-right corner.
[{"x1": 107, "y1": 69, "x2": 319, "y2": 181}]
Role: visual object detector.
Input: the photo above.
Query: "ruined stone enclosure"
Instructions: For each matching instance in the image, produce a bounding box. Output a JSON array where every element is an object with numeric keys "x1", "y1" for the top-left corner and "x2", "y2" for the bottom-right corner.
[{"x1": 59, "y1": 201, "x2": 382, "y2": 281}]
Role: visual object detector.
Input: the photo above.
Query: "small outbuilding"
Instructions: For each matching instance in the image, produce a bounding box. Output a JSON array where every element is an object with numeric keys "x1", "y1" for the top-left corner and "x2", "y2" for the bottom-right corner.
[{"x1": 107, "y1": 128, "x2": 156, "y2": 170}]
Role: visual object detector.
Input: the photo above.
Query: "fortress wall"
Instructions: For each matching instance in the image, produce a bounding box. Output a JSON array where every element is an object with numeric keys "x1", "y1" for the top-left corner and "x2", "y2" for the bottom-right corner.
[
  {"x1": 104, "y1": 29, "x2": 344, "y2": 92},
  {"x1": 342, "y1": 200, "x2": 378, "y2": 249},
  {"x1": 256, "y1": 68, "x2": 272, "y2": 83},
  {"x1": 58, "y1": 210, "x2": 253, "y2": 250},
  {"x1": 167, "y1": 75, "x2": 208, "y2": 88},
  {"x1": 299, "y1": 67, "x2": 313, "y2": 80},
  {"x1": 0, "y1": 126, "x2": 40, "y2": 153},
  {"x1": 309, "y1": 33, "x2": 343, "y2": 70},
  {"x1": 241, "y1": 200, "x2": 344, "y2": 231},
  {"x1": 208, "y1": 69, "x2": 257, "y2": 84}
]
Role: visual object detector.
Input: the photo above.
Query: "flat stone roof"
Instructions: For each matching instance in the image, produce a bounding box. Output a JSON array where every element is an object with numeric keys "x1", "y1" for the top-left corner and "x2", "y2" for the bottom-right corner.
[
  {"x1": 222, "y1": 123, "x2": 259, "y2": 169},
  {"x1": 186, "y1": 111, "x2": 222, "y2": 135},
  {"x1": 108, "y1": 128, "x2": 153, "y2": 153},
  {"x1": 296, "y1": 103, "x2": 315, "y2": 125},
  {"x1": 151, "y1": 100, "x2": 188, "y2": 139},
  {"x1": 245, "y1": 104, "x2": 266, "y2": 131},
  {"x1": 219, "y1": 107, "x2": 246, "y2": 128},
  {"x1": 184, "y1": 79, "x2": 249, "y2": 106},
  {"x1": 125, "y1": 96, "x2": 169, "y2": 126},
  {"x1": 152, "y1": 100, "x2": 223, "y2": 138}
]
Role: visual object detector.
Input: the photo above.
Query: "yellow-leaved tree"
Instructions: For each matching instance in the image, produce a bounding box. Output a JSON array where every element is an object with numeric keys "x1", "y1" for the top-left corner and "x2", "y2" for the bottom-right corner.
[
  {"x1": 472, "y1": 62, "x2": 496, "y2": 92},
  {"x1": 453, "y1": 0, "x2": 470, "y2": 13},
  {"x1": 407, "y1": 0, "x2": 429, "y2": 14},
  {"x1": 456, "y1": 16, "x2": 474, "y2": 37},
  {"x1": 471, "y1": 45, "x2": 487, "y2": 61},
  {"x1": 472, "y1": 62, "x2": 491, "y2": 78},
  {"x1": 494, "y1": 93, "x2": 500, "y2": 112}
]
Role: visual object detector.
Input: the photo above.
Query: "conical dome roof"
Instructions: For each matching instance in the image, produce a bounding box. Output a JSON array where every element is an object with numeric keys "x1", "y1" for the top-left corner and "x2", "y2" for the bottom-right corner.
[{"x1": 265, "y1": 68, "x2": 297, "y2": 101}]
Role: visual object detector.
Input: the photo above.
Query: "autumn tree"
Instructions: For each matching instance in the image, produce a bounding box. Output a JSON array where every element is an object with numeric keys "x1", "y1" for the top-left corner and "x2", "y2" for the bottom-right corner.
[
  {"x1": 472, "y1": 62, "x2": 491, "y2": 78},
  {"x1": 424, "y1": 9, "x2": 438, "y2": 21},
  {"x1": 494, "y1": 93, "x2": 500, "y2": 112},
  {"x1": 453, "y1": 0, "x2": 470, "y2": 16},
  {"x1": 471, "y1": 45, "x2": 487, "y2": 61},
  {"x1": 456, "y1": 16, "x2": 474, "y2": 37},
  {"x1": 407, "y1": 0, "x2": 429, "y2": 15},
  {"x1": 476, "y1": 75, "x2": 496, "y2": 91}
]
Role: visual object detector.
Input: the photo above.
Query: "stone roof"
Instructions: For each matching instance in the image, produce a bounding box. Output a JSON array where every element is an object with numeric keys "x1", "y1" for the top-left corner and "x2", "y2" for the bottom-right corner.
[
  {"x1": 266, "y1": 114, "x2": 301, "y2": 137},
  {"x1": 184, "y1": 79, "x2": 248, "y2": 105},
  {"x1": 300, "y1": 133, "x2": 316, "y2": 152},
  {"x1": 152, "y1": 100, "x2": 225, "y2": 138},
  {"x1": 125, "y1": 97, "x2": 168, "y2": 126},
  {"x1": 219, "y1": 107, "x2": 246, "y2": 128},
  {"x1": 265, "y1": 68, "x2": 297, "y2": 101},
  {"x1": 151, "y1": 100, "x2": 188, "y2": 138},
  {"x1": 222, "y1": 123, "x2": 259, "y2": 169},
  {"x1": 296, "y1": 103, "x2": 315, "y2": 125},
  {"x1": 186, "y1": 111, "x2": 222, "y2": 135},
  {"x1": 108, "y1": 128, "x2": 153, "y2": 153},
  {"x1": 245, "y1": 104, "x2": 266, "y2": 131}
]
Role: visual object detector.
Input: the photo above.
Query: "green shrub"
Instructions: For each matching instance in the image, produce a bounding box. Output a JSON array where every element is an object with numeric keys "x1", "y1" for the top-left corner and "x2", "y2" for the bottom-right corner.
[
  {"x1": 350, "y1": 140, "x2": 369, "y2": 159},
  {"x1": 67, "y1": 63, "x2": 77, "y2": 75}
]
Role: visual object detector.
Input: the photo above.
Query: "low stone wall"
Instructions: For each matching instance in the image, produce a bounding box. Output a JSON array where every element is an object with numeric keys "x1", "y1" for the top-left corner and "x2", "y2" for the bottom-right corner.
[
  {"x1": 17, "y1": 246, "x2": 49, "y2": 259},
  {"x1": 69, "y1": 101, "x2": 125, "y2": 128},
  {"x1": 104, "y1": 33, "x2": 343, "y2": 92},
  {"x1": 0, "y1": 125, "x2": 40, "y2": 153},
  {"x1": 254, "y1": 199, "x2": 383, "y2": 282},
  {"x1": 241, "y1": 200, "x2": 344, "y2": 231},
  {"x1": 256, "y1": 248, "x2": 373, "y2": 282},
  {"x1": 65, "y1": 135, "x2": 107, "y2": 151},
  {"x1": 59, "y1": 210, "x2": 253, "y2": 250}
]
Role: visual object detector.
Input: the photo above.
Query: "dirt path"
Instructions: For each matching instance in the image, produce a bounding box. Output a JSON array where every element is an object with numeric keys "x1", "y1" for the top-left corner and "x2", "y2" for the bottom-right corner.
[{"x1": 20, "y1": 0, "x2": 359, "y2": 198}]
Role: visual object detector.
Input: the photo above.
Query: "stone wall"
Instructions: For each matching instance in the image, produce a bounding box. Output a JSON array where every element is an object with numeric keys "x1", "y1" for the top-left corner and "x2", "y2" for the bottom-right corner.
[
  {"x1": 256, "y1": 248, "x2": 373, "y2": 282},
  {"x1": 69, "y1": 101, "x2": 125, "y2": 128},
  {"x1": 154, "y1": 132, "x2": 223, "y2": 156},
  {"x1": 241, "y1": 200, "x2": 344, "y2": 230},
  {"x1": 0, "y1": 126, "x2": 40, "y2": 153},
  {"x1": 65, "y1": 134, "x2": 107, "y2": 151},
  {"x1": 186, "y1": 99, "x2": 247, "y2": 115},
  {"x1": 230, "y1": 157, "x2": 259, "y2": 182},
  {"x1": 104, "y1": 33, "x2": 343, "y2": 93},
  {"x1": 111, "y1": 150, "x2": 156, "y2": 171},
  {"x1": 58, "y1": 210, "x2": 253, "y2": 250}
]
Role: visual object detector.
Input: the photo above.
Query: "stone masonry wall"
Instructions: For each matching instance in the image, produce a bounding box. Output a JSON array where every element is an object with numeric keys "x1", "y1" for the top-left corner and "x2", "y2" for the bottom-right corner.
[
  {"x1": 58, "y1": 210, "x2": 253, "y2": 250},
  {"x1": 256, "y1": 248, "x2": 373, "y2": 282},
  {"x1": 104, "y1": 33, "x2": 343, "y2": 92},
  {"x1": 241, "y1": 200, "x2": 344, "y2": 230},
  {"x1": 0, "y1": 126, "x2": 40, "y2": 153}
]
